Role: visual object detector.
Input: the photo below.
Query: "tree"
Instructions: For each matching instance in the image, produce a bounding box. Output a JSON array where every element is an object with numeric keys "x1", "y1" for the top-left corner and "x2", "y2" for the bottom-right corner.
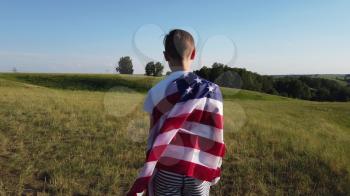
[
  {"x1": 315, "y1": 87, "x2": 330, "y2": 101},
  {"x1": 289, "y1": 79, "x2": 311, "y2": 99},
  {"x1": 345, "y1": 74, "x2": 350, "y2": 85},
  {"x1": 210, "y1": 63, "x2": 226, "y2": 82},
  {"x1": 274, "y1": 78, "x2": 311, "y2": 100},
  {"x1": 144, "y1": 61, "x2": 164, "y2": 76},
  {"x1": 194, "y1": 66, "x2": 210, "y2": 79},
  {"x1": 154, "y1": 62, "x2": 164, "y2": 76},
  {"x1": 116, "y1": 56, "x2": 133, "y2": 74},
  {"x1": 145, "y1": 62, "x2": 155, "y2": 76},
  {"x1": 214, "y1": 71, "x2": 242, "y2": 89}
]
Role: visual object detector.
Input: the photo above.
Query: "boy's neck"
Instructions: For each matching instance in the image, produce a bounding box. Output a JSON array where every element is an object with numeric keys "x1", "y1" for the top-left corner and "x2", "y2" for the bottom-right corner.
[{"x1": 170, "y1": 61, "x2": 191, "y2": 72}]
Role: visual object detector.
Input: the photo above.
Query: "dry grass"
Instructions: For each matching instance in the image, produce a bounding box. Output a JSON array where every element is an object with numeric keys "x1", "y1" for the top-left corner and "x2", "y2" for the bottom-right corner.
[{"x1": 0, "y1": 74, "x2": 349, "y2": 195}]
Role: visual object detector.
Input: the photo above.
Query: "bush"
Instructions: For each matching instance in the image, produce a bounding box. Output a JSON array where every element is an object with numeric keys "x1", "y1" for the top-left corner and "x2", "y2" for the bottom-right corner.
[
  {"x1": 116, "y1": 56, "x2": 134, "y2": 74},
  {"x1": 145, "y1": 62, "x2": 164, "y2": 76}
]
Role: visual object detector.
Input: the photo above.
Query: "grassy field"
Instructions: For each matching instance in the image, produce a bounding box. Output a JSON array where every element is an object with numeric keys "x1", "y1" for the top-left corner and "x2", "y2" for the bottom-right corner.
[{"x1": 0, "y1": 73, "x2": 349, "y2": 195}]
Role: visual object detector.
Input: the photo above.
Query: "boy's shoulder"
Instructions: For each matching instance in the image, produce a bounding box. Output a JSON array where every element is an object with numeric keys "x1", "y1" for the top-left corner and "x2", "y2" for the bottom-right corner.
[
  {"x1": 144, "y1": 74, "x2": 179, "y2": 113},
  {"x1": 150, "y1": 72, "x2": 221, "y2": 95},
  {"x1": 147, "y1": 75, "x2": 173, "y2": 97},
  {"x1": 144, "y1": 72, "x2": 222, "y2": 113},
  {"x1": 179, "y1": 72, "x2": 221, "y2": 91},
  {"x1": 148, "y1": 71, "x2": 190, "y2": 95}
]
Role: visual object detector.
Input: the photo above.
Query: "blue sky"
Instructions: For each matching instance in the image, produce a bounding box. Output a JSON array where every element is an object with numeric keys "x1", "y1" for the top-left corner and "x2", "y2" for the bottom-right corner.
[{"x1": 0, "y1": 0, "x2": 349, "y2": 74}]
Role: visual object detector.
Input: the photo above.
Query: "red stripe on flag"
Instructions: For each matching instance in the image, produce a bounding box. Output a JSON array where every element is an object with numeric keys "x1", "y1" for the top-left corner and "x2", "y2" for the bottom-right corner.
[
  {"x1": 159, "y1": 111, "x2": 223, "y2": 133},
  {"x1": 146, "y1": 145, "x2": 167, "y2": 162},
  {"x1": 151, "y1": 92, "x2": 181, "y2": 127},
  {"x1": 126, "y1": 176, "x2": 151, "y2": 196},
  {"x1": 156, "y1": 157, "x2": 221, "y2": 181},
  {"x1": 170, "y1": 132, "x2": 226, "y2": 157},
  {"x1": 146, "y1": 134, "x2": 225, "y2": 162},
  {"x1": 187, "y1": 109, "x2": 223, "y2": 129}
]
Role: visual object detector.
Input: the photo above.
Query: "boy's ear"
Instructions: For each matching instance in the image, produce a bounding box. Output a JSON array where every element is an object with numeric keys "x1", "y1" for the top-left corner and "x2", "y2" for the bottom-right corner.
[
  {"x1": 163, "y1": 51, "x2": 169, "y2": 61},
  {"x1": 190, "y1": 49, "x2": 196, "y2": 60}
]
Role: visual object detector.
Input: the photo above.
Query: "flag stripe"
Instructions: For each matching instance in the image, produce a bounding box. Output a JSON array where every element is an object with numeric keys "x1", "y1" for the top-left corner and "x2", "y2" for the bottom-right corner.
[
  {"x1": 137, "y1": 161, "x2": 157, "y2": 178},
  {"x1": 159, "y1": 110, "x2": 223, "y2": 134},
  {"x1": 180, "y1": 122, "x2": 223, "y2": 142},
  {"x1": 151, "y1": 96, "x2": 223, "y2": 128},
  {"x1": 148, "y1": 98, "x2": 223, "y2": 149},
  {"x1": 147, "y1": 144, "x2": 222, "y2": 169},
  {"x1": 151, "y1": 92, "x2": 181, "y2": 127},
  {"x1": 127, "y1": 176, "x2": 152, "y2": 196},
  {"x1": 167, "y1": 97, "x2": 224, "y2": 118},
  {"x1": 147, "y1": 124, "x2": 224, "y2": 157},
  {"x1": 187, "y1": 109, "x2": 223, "y2": 128},
  {"x1": 150, "y1": 122, "x2": 223, "y2": 151},
  {"x1": 170, "y1": 131, "x2": 225, "y2": 157},
  {"x1": 157, "y1": 157, "x2": 221, "y2": 181}
]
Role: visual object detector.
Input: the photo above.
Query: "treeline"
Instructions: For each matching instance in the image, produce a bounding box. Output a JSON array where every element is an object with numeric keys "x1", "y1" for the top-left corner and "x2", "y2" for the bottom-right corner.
[
  {"x1": 116, "y1": 56, "x2": 165, "y2": 76},
  {"x1": 345, "y1": 75, "x2": 350, "y2": 86},
  {"x1": 195, "y1": 63, "x2": 350, "y2": 102},
  {"x1": 115, "y1": 56, "x2": 350, "y2": 101}
]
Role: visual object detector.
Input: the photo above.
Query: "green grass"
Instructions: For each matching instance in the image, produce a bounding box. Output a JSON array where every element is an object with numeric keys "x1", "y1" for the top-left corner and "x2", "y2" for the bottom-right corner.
[{"x1": 0, "y1": 73, "x2": 349, "y2": 195}]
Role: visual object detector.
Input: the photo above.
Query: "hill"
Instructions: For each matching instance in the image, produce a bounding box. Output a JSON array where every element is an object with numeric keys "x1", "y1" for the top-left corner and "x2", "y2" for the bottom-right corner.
[
  {"x1": 0, "y1": 73, "x2": 349, "y2": 195},
  {"x1": 272, "y1": 74, "x2": 349, "y2": 87},
  {"x1": 195, "y1": 64, "x2": 350, "y2": 101}
]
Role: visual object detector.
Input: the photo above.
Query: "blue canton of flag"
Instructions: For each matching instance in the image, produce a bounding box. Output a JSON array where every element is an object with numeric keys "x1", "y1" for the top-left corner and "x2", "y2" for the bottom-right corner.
[{"x1": 173, "y1": 72, "x2": 222, "y2": 103}]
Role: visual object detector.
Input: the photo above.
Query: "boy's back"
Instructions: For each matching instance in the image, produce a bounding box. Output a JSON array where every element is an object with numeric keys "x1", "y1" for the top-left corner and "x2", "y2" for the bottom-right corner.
[{"x1": 127, "y1": 29, "x2": 225, "y2": 196}]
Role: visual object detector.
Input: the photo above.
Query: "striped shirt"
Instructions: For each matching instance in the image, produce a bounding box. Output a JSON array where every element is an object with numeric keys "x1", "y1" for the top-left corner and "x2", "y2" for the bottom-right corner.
[{"x1": 152, "y1": 169, "x2": 211, "y2": 196}]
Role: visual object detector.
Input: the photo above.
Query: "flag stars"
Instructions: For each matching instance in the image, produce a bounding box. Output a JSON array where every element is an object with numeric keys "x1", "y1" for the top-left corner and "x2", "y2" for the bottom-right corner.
[
  {"x1": 185, "y1": 86, "x2": 193, "y2": 94},
  {"x1": 207, "y1": 85, "x2": 215, "y2": 93},
  {"x1": 195, "y1": 77, "x2": 202, "y2": 84}
]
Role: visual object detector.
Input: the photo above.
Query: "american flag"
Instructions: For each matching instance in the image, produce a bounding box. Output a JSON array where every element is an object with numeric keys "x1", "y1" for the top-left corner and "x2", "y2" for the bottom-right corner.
[{"x1": 127, "y1": 72, "x2": 225, "y2": 196}]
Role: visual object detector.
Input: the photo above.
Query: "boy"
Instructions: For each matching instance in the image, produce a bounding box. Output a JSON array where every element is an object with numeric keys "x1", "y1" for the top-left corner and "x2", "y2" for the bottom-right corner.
[{"x1": 128, "y1": 29, "x2": 225, "y2": 196}]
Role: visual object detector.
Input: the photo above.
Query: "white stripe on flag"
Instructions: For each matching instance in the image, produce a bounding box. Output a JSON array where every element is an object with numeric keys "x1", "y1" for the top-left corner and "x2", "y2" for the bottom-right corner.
[
  {"x1": 147, "y1": 97, "x2": 223, "y2": 150},
  {"x1": 167, "y1": 97, "x2": 223, "y2": 118},
  {"x1": 162, "y1": 145, "x2": 221, "y2": 169},
  {"x1": 180, "y1": 121, "x2": 224, "y2": 143},
  {"x1": 137, "y1": 161, "x2": 157, "y2": 178},
  {"x1": 152, "y1": 129, "x2": 178, "y2": 148},
  {"x1": 152, "y1": 122, "x2": 223, "y2": 148}
]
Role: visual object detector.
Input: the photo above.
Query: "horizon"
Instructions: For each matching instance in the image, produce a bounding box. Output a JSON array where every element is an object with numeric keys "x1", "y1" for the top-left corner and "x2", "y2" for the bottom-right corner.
[
  {"x1": 1, "y1": 70, "x2": 348, "y2": 77},
  {"x1": 0, "y1": 0, "x2": 349, "y2": 75}
]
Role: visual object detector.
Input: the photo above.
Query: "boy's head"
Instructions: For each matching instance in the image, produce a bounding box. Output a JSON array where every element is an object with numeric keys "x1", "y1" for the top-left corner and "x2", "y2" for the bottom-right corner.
[{"x1": 163, "y1": 29, "x2": 195, "y2": 71}]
